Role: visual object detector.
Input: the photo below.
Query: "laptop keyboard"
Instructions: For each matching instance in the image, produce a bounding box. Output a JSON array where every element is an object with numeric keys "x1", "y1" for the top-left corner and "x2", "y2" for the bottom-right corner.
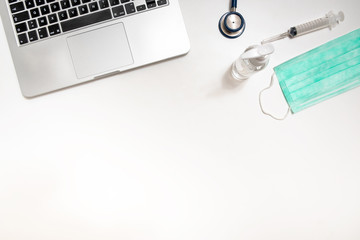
[{"x1": 8, "y1": 0, "x2": 169, "y2": 46}]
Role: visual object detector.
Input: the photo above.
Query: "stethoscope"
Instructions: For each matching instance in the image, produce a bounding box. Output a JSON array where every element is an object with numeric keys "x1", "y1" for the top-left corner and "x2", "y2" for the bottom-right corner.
[{"x1": 219, "y1": 0, "x2": 246, "y2": 38}]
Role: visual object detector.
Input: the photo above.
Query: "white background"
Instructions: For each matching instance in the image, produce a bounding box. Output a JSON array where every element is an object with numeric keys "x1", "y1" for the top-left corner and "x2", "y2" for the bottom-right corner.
[{"x1": 1, "y1": 0, "x2": 360, "y2": 239}]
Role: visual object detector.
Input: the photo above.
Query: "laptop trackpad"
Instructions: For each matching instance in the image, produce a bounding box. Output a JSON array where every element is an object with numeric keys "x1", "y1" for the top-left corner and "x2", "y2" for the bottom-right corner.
[{"x1": 67, "y1": 23, "x2": 133, "y2": 79}]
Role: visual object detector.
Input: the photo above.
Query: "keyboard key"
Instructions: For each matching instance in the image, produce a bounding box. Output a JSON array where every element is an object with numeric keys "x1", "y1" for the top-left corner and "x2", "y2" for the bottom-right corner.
[
  {"x1": 28, "y1": 30, "x2": 38, "y2": 41},
  {"x1": 71, "y1": 0, "x2": 81, "y2": 6},
  {"x1": 40, "y1": 5, "x2": 50, "y2": 15},
  {"x1": 125, "y1": 3, "x2": 135, "y2": 14},
  {"x1": 112, "y1": 5, "x2": 125, "y2": 18},
  {"x1": 48, "y1": 23, "x2": 61, "y2": 35},
  {"x1": 48, "y1": 13, "x2": 58, "y2": 23},
  {"x1": 50, "y1": 2, "x2": 61, "y2": 12},
  {"x1": 147, "y1": 3, "x2": 156, "y2": 8},
  {"x1": 25, "y1": 0, "x2": 35, "y2": 9},
  {"x1": 78, "y1": 5, "x2": 88, "y2": 15},
  {"x1": 89, "y1": 2, "x2": 99, "y2": 12},
  {"x1": 8, "y1": 0, "x2": 165, "y2": 45},
  {"x1": 35, "y1": 0, "x2": 45, "y2": 6},
  {"x1": 109, "y1": 0, "x2": 119, "y2": 6},
  {"x1": 13, "y1": 11, "x2": 30, "y2": 23},
  {"x1": 10, "y1": 2, "x2": 25, "y2": 13},
  {"x1": 30, "y1": 8, "x2": 40, "y2": 18},
  {"x1": 38, "y1": 27, "x2": 48, "y2": 38},
  {"x1": 18, "y1": 33, "x2": 28, "y2": 45},
  {"x1": 38, "y1": 16, "x2": 48, "y2": 26},
  {"x1": 58, "y1": 11, "x2": 68, "y2": 20},
  {"x1": 68, "y1": 8, "x2": 78, "y2": 17},
  {"x1": 61, "y1": 9, "x2": 112, "y2": 32},
  {"x1": 60, "y1": 0, "x2": 71, "y2": 9},
  {"x1": 15, "y1": 22, "x2": 28, "y2": 33},
  {"x1": 99, "y1": 0, "x2": 109, "y2": 9},
  {"x1": 28, "y1": 19, "x2": 38, "y2": 29},
  {"x1": 157, "y1": 0, "x2": 167, "y2": 6},
  {"x1": 136, "y1": 4, "x2": 146, "y2": 11}
]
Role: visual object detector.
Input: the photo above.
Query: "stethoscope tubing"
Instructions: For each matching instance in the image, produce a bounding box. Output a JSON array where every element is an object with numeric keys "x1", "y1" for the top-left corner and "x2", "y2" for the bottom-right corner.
[{"x1": 232, "y1": 0, "x2": 237, "y2": 9}]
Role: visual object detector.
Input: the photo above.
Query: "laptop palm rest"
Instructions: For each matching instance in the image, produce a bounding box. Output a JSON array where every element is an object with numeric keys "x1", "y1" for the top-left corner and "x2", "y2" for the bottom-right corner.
[{"x1": 67, "y1": 23, "x2": 134, "y2": 79}]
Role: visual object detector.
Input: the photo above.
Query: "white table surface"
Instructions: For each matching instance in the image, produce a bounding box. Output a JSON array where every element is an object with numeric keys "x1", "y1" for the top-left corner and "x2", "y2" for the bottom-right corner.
[{"x1": 1, "y1": 0, "x2": 360, "y2": 239}]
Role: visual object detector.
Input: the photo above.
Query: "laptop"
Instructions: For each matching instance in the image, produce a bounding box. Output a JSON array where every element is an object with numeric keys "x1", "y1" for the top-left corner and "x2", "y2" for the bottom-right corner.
[{"x1": 0, "y1": 0, "x2": 190, "y2": 97}]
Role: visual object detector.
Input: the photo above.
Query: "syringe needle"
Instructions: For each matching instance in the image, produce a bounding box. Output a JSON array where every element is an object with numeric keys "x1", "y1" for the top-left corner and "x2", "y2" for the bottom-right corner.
[{"x1": 261, "y1": 32, "x2": 288, "y2": 45}]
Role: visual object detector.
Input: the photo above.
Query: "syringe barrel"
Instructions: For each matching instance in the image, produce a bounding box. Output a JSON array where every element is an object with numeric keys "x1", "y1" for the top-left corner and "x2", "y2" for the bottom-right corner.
[
  {"x1": 290, "y1": 11, "x2": 344, "y2": 38},
  {"x1": 293, "y1": 17, "x2": 329, "y2": 37}
]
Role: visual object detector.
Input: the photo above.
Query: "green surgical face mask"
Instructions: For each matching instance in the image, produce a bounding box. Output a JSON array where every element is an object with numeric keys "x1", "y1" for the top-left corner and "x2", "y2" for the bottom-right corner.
[{"x1": 259, "y1": 28, "x2": 360, "y2": 120}]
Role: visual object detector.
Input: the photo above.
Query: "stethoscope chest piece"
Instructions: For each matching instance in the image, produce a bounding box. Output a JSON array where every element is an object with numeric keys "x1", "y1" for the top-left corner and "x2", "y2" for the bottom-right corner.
[
  {"x1": 219, "y1": 11, "x2": 246, "y2": 39},
  {"x1": 219, "y1": 0, "x2": 245, "y2": 39}
]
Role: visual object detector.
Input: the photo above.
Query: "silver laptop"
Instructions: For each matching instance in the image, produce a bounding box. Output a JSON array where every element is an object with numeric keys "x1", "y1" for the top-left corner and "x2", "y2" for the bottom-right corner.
[{"x1": 0, "y1": 0, "x2": 190, "y2": 97}]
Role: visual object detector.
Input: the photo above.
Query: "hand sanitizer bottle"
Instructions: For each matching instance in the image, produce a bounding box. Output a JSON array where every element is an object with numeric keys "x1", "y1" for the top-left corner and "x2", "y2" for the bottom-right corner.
[{"x1": 231, "y1": 43, "x2": 275, "y2": 81}]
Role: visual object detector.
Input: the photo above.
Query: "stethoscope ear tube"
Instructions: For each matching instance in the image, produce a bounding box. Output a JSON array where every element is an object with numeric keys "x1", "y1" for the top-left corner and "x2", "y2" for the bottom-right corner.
[{"x1": 219, "y1": 0, "x2": 245, "y2": 39}]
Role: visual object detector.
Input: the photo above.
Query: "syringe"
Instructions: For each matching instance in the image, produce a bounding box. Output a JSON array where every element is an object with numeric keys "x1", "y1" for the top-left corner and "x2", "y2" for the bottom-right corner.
[{"x1": 261, "y1": 11, "x2": 345, "y2": 44}]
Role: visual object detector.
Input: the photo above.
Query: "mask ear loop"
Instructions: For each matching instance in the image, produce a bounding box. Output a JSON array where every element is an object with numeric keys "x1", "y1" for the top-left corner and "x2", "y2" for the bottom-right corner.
[{"x1": 259, "y1": 73, "x2": 291, "y2": 120}]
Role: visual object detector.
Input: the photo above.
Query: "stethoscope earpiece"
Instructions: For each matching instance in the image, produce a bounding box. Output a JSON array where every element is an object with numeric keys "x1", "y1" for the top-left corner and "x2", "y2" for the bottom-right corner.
[{"x1": 219, "y1": 0, "x2": 246, "y2": 39}]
